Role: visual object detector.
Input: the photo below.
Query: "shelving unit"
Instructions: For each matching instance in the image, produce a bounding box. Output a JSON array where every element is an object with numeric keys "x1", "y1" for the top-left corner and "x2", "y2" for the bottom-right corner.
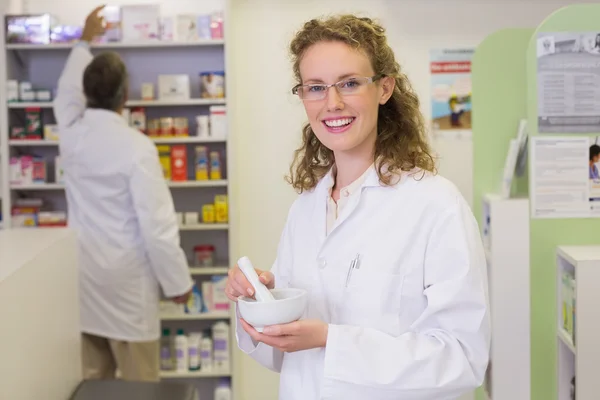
[
  {"x1": 481, "y1": 194, "x2": 530, "y2": 400},
  {"x1": 0, "y1": 5, "x2": 235, "y2": 398},
  {"x1": 556, "y1": 246, "x2": 600, "y2": 400}
]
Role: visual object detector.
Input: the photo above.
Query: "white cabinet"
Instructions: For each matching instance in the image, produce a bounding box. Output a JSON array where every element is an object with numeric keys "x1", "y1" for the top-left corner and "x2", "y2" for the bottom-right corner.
[
  {"x1": 556, "y1": 246, "x2": 600, "y2": 400},
  {"x1": 481, "y1": 194, "x2": 530, "y2": 400}
]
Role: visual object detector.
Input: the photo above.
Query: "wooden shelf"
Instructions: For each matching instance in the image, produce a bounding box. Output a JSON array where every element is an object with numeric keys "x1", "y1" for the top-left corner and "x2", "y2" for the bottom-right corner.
[
  {"x1": 168, "y1": 180, "x2": 227, "y2": 188},
  {"x1": 160, "y1": 370, "x2": 231, "y2": 379},
  {"x1": 189, "y1": 267, "x2": 229, "y2": 275},
  {"x1": 6, "y1": 39, "x2": 225, "y2": 50},
  {"x1": 179, "y1": 223, "x2": 228, "y2": 231},
  {"x1": 10, "y1": 183, "x2": 64, "y2": 190},
  {"x1": 160, "y1": 311, "x2": 230, "y2": 321},
  {"x1": 8, "y1": 98, "x2": 226, "y2": 109},
  {"x1": 9, "y1": 139, "x2": 59, "y2": 146}
]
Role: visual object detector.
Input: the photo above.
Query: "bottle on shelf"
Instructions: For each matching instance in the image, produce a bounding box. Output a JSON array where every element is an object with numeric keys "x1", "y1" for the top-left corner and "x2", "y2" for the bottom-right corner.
[
  {"x1": 200, "y1": 331, "x2": 213, "y2": 371},
  {"x1": 214, "y1": 377, "x2": 232, "y2": 400},
  {"x1": 188, "y1": 332, "x2": 201, "y2": 371},
  {"x1": 160, "y1": 328, "x2": 174, "y2": 371},
  {"x1": 175, "y1": 329, "x2": 188, "y2": 372}
]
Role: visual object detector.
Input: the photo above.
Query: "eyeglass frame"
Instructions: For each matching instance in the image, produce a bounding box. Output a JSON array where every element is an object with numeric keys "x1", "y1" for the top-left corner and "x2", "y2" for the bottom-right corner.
[{"x1": 291, "y1": 74, "x2": 385, "y2": 100}]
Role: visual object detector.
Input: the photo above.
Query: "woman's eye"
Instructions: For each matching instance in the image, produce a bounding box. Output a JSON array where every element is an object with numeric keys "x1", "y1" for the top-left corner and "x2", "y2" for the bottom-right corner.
[
  {"x1": 341, "y1": 79, "x2": 360, "y2": 89},
  {"x1": 308, "y1": 85, "x2": 325, "y2": 92}
]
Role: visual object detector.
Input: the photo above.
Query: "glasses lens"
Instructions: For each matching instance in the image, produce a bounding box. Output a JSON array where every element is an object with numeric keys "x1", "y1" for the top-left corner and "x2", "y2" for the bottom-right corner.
[
  {"x1": 298, "y1": 85, "x2": 326, "y2": 100},
  {"x1": 337, "y1": 77, "x2": 368, "y2": 94}
]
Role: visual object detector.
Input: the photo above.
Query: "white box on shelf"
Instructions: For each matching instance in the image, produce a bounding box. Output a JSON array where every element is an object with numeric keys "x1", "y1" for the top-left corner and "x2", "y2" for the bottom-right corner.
[
  {"x1": 7, "y1": 80, "x2": 18, "y2": 102},
  {"x1": 158, "y1": 75, "x2": 191, "y2": 101},
  {"x1": 55, "y1": 156, "x2": 64, "y2": 184},
  {"x1": 209, "y1": 106, "x2": 227, "y2": 138},
  {"x1": 120, "y1": 4, "x2": 160, "y2": 42},
  {"x1": 556, "y1": 246, "x2": 600, "y2": 400},
  {"x1": 176, "y1": 14, "x2": 199, "y2": 42},
  {"x1": 159, "y1": 16, "x2": 174, "y2": 41}
]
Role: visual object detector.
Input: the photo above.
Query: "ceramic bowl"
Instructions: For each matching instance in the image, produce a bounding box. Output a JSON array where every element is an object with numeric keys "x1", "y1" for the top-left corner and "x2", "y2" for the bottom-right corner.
[{"x1": 237, "y1": 288, "x2": 308, "y2": 332}]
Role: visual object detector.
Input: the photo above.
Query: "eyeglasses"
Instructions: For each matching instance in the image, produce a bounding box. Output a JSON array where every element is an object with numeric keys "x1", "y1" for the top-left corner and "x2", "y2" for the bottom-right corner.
[{"x1": 291, "y1": 74, "x2": 384, "y2": 101}]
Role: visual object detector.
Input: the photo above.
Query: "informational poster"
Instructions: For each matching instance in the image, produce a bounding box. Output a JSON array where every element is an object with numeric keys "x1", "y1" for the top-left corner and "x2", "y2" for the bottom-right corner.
[
  {"x1": 430, "y1": 48, "x2": 474, "y2": 138},
  {"x1": 531, "y1": 136, "x2": 600, "y2": 218},
  {"x1": 536, "y1": 32, "x2": 600, "y2": 133}
]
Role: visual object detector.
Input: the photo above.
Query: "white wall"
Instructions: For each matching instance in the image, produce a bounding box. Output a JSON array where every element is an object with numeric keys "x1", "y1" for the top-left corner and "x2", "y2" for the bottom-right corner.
[{"x1": 14, "y1": 1, "x2": 599, "y2": 399}]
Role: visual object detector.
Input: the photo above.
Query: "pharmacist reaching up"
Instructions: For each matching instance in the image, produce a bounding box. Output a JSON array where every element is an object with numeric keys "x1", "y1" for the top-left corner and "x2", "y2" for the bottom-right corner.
[{"x1": 53, "y1": 5, "x2": 194, "y2": 382}]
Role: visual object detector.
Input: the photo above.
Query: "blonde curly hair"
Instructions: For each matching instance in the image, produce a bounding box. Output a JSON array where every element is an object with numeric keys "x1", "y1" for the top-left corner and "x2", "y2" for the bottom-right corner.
[{"x1": 286, "y1": 14, "x2": 436, "y2": 193}]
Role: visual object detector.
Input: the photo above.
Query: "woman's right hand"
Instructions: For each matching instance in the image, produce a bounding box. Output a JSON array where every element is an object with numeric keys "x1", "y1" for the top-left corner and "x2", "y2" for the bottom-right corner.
[{"x1": 226, "y1": 264, "x2": 275, "y2": 302}]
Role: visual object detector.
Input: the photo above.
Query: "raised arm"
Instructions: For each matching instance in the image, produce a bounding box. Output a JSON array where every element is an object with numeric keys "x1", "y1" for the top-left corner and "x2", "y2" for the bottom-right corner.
[{"x1": 53, "y1": 5, "x2": 105, "y2": 128}]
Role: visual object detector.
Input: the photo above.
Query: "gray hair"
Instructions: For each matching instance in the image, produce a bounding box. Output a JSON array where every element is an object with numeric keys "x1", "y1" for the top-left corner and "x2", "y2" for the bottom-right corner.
[{"x1": 83, "y1": 51, "x2": 128, "y2": 111}]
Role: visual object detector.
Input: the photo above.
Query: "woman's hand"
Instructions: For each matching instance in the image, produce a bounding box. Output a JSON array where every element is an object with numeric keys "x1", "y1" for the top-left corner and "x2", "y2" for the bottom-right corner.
[
  {"x1": 240, "y1": 318, "x2": 329, "y2": 352},
  {"x1": 226, "y1": 264, "x2": 274, "y2": 302}
]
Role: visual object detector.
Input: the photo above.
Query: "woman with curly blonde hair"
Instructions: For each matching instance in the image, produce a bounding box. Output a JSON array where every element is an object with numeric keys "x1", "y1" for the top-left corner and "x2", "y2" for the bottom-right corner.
[{"x1": 227, "y1": 14, "x2": 490, "y2": 400}]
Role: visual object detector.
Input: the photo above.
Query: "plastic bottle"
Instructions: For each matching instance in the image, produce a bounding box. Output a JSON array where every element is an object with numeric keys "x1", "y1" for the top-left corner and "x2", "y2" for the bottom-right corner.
[
  {"x1": 200, "y1": 332, "x2": 213, "y2": 371},
  {"x1": 214, "y1": 377, "x2": 232, "y2": 400},
  {"x1": 160, "y1": 328, "x2": 173, "y2": 371},
  {"x1": 175, "y1": 329, "x2": 188, "y2": 372},
  {"x1": 212, "y1": 321, "x2": 230, "y2": 372},
  {"x1": 188, "y1": 332, "x2": 201, "y2": 371}
]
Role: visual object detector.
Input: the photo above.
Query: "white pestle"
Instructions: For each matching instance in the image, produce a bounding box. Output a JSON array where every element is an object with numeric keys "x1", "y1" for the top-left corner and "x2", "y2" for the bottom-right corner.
[{"x1": 237, "y1": 256, "x2": 276, "y2": 302}]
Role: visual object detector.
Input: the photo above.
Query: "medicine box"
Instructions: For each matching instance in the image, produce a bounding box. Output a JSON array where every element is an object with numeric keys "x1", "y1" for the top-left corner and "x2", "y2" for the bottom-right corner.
[
  {"x1": 157, "y1": 145, "x2": 171, "y2": 180},
  {"x1": 5, "y1": 14, "x2": 57, "y2": 44},
  {"x1": 158, "y1": 74, "x2": 190, "y2": 101},
  {"x1": 171, "y1": 145, "x2": 187, "y2": 181},
  {"x1": 120, "y1": 4, "x2": 160, "y2": 42},
  {"x1": 214, "y1": 195, "x2": 228, "y2": 223},
  {"x1": 176, "y1": 14, "x2": 198, "y2": 42}
]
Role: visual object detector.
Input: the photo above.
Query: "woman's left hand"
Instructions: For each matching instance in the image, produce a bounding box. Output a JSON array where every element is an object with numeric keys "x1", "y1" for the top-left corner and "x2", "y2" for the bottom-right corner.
[{"x1": 240, "y1": 318, "x2": 329, "y2": 352}]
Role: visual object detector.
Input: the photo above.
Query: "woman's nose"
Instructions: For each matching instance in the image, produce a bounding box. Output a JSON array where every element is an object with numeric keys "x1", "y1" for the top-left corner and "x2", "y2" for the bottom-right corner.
[{"x1": 326, "y1": 86, "x2": 344, "y2": 111}]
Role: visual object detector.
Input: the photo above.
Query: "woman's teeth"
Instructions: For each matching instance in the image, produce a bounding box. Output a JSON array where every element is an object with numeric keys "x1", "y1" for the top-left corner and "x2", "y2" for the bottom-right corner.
[{"x1": 324, "y1": 118, "x2": 354, "y2": 127}]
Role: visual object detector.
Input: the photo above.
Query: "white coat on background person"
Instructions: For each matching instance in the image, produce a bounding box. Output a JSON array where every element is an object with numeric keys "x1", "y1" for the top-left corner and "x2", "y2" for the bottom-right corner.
[
  {"x1": 226, "y1": 14, "x2": 490, "y2": 400},
  {"x1": 53, "y1": 9, "x2": 193, "y2": 345}
]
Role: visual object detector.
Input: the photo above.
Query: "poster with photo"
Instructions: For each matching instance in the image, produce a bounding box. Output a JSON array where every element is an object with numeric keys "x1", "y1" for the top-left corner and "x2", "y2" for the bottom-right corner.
[
  {"x1": 531, "y1": 135, "x2": 600, "y2": 218},
  {"x1": 430, "y1": 48, "x2": 473, "y2": 135},
  {"x1": 537, "y1": 32, "x2": 600, "y2": 133}
]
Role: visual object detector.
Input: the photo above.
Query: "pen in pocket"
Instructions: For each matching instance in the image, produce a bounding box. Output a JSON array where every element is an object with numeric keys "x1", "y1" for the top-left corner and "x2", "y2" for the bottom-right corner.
[{"x1": 345, "y1": 253, "x2": 360, "y2": 287}]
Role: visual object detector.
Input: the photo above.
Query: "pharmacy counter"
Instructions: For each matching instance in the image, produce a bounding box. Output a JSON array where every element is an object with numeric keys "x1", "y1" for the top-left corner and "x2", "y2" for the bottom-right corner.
[{"x1": 0, "y1": 228, "x2": 81, "y2": 400}]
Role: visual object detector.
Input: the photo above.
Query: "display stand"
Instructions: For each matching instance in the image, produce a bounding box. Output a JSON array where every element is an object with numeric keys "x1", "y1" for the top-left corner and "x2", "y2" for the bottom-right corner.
[
  {"x1": 525, "y1": 5, "x2": 600, "y2": 400},
  {"x1": 472, "y1": 28, "x2": 533, "y2": 400},
  {"x1": 0, "y1": 3, "x2": 237, "y2": 399},
  {"x1": 555, "y1": 246, "x2": 600, "y2": 400}
]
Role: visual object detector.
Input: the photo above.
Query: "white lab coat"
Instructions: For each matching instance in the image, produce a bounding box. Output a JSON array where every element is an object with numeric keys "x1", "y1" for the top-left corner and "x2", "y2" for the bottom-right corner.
[
  {"x1": 236, "y1": 166, "x2": 490, "y2": 400},
  {"x1": 54, "y1": 44, "x2": 193, "y2": 342}
]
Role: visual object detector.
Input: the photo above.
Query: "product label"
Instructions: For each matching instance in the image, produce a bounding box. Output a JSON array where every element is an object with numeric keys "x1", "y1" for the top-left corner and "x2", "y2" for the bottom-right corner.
[{"x1": 214, "y1": 339, "x2": 227, "y2": 351}]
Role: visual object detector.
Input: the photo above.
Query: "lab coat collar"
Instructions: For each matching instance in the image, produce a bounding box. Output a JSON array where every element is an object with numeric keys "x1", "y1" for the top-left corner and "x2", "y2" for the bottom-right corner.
[
  {"x1": 84, "y1": 108, "x2": 127, "y2": 125},
  {"x1": 312, "y1": 162, "x2": 390, "y2": 250},
  {"x1": 315, "y1": 162, "x2": 383, "y2": 197}
]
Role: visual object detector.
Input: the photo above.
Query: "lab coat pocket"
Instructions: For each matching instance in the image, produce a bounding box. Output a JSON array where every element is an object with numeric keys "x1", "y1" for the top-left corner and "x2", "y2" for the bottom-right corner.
[{"x1": 339, "y1": 271, "x2": 404, "y2": 331}]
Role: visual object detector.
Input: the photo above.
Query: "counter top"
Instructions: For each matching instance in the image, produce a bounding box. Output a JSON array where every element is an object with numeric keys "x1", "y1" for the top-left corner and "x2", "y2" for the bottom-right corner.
[{"x1": 0, "y1": 228, "x2": 75, "y2": 283}]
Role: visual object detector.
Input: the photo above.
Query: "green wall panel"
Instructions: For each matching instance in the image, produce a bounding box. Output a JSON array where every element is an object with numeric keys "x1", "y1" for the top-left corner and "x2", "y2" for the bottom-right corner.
[
  {"x1": 526, "y1": 5, "x2": 600, "y2": 400},
  {"x1": 472, "y1": 29, "x2": 532, "y2": 229}
]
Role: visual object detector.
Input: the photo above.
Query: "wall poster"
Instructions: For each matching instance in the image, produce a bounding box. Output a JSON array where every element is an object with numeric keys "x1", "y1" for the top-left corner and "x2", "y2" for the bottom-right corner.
[
  {"x1": 531, "y1": 136, "x2": 600, "y2": 218},
  {"x1": 537, "y1": 32, "x2": 600, "y2": 133},
  {"x1": 430, "y1": 48, "x2": 474, "y2": 139}
]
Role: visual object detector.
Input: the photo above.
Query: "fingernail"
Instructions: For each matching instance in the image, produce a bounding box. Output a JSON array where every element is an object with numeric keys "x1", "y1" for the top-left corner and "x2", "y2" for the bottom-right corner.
[
  {"x1": 262, "y1": 327, "x2": 272, "y2": 334},
  {"x1": 247, "y1": 288, "x2": 254, "y2": 296}
]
